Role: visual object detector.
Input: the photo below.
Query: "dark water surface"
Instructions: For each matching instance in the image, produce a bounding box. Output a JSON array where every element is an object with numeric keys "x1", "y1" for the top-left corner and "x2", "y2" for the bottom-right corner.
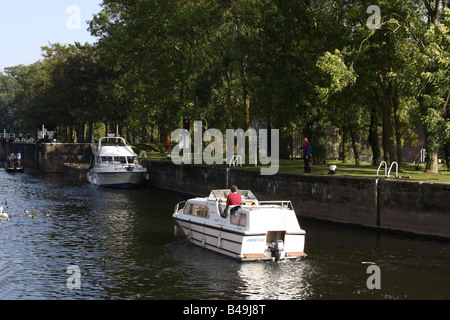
[{"x1": 0, "y1": 168, "x2": 449, "y2": 300}]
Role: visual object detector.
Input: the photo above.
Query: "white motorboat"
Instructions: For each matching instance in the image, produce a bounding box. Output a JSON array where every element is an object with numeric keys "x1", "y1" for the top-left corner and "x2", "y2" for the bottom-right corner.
[
  {"x1": 88, "y1": 135, "x2": 147, "y2": 188},
  {"x1": 173, "y1": 189, "x2": 307, "y2": 261}
]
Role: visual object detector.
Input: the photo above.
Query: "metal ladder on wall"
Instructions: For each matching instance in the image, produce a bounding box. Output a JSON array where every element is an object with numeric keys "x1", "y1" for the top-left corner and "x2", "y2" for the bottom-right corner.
[
  {"x1": 229, "y1": 155, "x2": 243, "y2": 167},
  {"x1": 377, "y1": 161, "x2": 398, "y2": 179}
]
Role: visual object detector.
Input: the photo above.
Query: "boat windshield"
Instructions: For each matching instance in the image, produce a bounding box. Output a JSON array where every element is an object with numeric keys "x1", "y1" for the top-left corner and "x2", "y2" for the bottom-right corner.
[
  {"x1": 208, "y1": 189, "x2": 257, "y2": 201},
  {"x1": 100, "y1": 156, "x2": 129, "y2": 164},
  {"x1": 238, "y1": 190, "x2": 257, "y2": 200},
  {"x1": 99, "y1": 137, "x2": 128, "y2": 146}
]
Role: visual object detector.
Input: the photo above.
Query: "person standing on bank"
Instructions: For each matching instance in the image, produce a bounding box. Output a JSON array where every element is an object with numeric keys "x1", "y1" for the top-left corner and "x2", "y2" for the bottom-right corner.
[{"x1": 300, "y1": 137, "x2": 311, "y2": 173}]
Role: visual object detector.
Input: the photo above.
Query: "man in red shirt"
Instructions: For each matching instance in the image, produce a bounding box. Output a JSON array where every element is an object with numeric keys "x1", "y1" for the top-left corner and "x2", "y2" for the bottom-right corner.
[{"x1": 224, "y1": 185, "x2": 242, "y2": 216}]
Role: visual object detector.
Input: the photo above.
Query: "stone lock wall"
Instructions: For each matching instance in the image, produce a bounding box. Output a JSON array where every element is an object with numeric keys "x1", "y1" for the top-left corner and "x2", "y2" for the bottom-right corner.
[
  {"x1": 142, "y1": 160, "x2": 450, "y2": 239},
  {"x1": 1, "y1": 141, "x2": 92, "y2": 173}
]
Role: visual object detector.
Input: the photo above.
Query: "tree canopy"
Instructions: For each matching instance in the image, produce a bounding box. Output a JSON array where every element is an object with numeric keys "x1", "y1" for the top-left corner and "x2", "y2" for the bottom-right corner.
[{"x1": 1, "y1": 0, "x2": 449, "y2": 172}]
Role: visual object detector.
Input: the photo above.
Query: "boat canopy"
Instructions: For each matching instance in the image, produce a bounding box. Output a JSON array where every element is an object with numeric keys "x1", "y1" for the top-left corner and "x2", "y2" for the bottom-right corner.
[
  {"x1": 98, "y1": 145, "x2": 136, "y2": 157},
  {"x1": 99, "y1": 136, "x2": 128, "y2": 146},
  {"x1": 207, "y1": 189, "x2": 257, "y2": 201}
]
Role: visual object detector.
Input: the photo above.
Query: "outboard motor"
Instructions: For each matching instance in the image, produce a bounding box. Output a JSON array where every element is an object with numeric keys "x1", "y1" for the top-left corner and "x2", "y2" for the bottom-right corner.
[{"x1": 270, "y1": 240, "x2": 284, "y2": 262}]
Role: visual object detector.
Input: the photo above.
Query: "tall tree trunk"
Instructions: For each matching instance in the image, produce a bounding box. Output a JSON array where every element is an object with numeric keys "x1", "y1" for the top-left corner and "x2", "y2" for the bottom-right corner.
[
  {"x1": 225, "y1": 70, "x2": 235, "y2": 128},
  {"x1": 342, "y1": 129, "x2": 349, "y2": 163},
  {"x1": 419, "y1": 95, "x2": 440, "y2": 173},
  {"x1": 421, "y1": 0, "x2": 441, "y2": 173},
  {"x1": 346, "y1": 114, "x2": 359, "y2": 166},
  {"x1": 69, "y1": 126, "x2": 74, "y2": 143},
  {"x1": 422, "y1": 108, "x2": 440, "y2": 173},
  {"x1": 392, "y1": 90, "x2": 403, "y2": 170},
  {"x1": 368, "y1": 104, "x2": 381, "y2": 166},
  {"x1": 88, "y1": 121, "x2": 93, "y2": 143},
  {"x1": 378, "y1": 74, "x2": 396, "y2": 165},
  {"x1": 445, "y1": 106, "x2": 450, "y2": 169},
  {"x1": 65, "y1": 126, "x2": 70, "y2": 143},
  {"x1": 424, "y1": 0, "x2": 441, "y2": 24},
  {"x1": 77, "y1": 121, "x2": 85, "y2": 143},
  {"x1": 241, "y1": 57, "x2": 251, "y2": 130},
  {"x1": 142, "y1": 125, "x2": 148, "y2": 143}
]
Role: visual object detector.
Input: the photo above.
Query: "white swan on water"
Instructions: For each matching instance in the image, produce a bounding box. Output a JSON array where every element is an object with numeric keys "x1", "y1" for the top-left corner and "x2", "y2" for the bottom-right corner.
[{"x1": 0, "y1": 206, "x2": 9, "y2": 219}]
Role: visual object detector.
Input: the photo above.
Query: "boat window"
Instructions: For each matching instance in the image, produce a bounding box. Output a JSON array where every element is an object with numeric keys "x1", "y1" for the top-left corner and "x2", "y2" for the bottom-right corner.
[
  {"x1": 237, "y1": 190, "x2": 257, "y2": 200},
  {"x1": 114, "y1": 157, "x2": 127, "y2": 164},
  {"x1": 194, "y1": 205, "x2": 209, "y2": 218},
  {"x1": 208, "y1": 189, "x2": 230, "y2": 200},
  {"x1": 183, "y1": 203, "x2": 209, "y2": 218},
  {"x1": 230, "y1": 212, "x2": 247, "y2": 227},
  {"x1": 183, "y1": 203, "x2": 192, "y2": 214},
  {"x1": 100, "y1": 137, "x2": 127, "y2": 146},
  {"x1": 127, "y1": 157, "x2": 136, "y2": 164},
  {"x1": 101, "y1": 156, "x2": 113, "y2": 163},
  {"x1": 183, "y1": 204, "x2": 206, "y2": 217},
  {"x1": 207, "y1": 189, "x2": 257, "y2": 201}
]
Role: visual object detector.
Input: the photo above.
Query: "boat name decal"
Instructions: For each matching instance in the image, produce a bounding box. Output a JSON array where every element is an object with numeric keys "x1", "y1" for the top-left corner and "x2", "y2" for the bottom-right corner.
[{"x1": 246, "y1": 237, "x2": 265, "y2": 243}]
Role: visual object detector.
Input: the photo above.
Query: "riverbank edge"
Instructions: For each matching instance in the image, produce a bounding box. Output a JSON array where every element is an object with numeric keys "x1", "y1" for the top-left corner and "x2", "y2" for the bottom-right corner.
[{"x1": 141, "y1": 159, "x2": 450, "y2": 240}]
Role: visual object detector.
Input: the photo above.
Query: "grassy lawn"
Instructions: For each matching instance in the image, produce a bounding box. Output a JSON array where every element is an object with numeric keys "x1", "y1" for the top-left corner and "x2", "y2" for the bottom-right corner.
[
  {"x1": 274, "y1": 159, "x2": 450, "y2": 182},
  {"x1": 132, "y1": 143, "x2": 450, "y2": 183}
]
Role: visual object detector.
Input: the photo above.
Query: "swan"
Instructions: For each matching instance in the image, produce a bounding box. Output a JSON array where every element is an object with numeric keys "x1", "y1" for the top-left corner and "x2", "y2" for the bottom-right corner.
[{"x1": 0, "y1": 207, "x2": 9, "y2": 219}]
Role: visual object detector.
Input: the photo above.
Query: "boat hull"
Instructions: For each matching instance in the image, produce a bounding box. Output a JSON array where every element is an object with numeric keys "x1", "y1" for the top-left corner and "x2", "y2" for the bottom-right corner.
[
  {"x1": 174, "y1": 216, "x2": 306, "y2": 262},
  {"x1": 5, "y1": 158, "x2": 23, "y2": 172},
  {"x1": 88, "y1": 170, "x2": 146, "y2": 188},
  {"x1": 5, "y1": 165, "x2": 23, "y2": 172}
]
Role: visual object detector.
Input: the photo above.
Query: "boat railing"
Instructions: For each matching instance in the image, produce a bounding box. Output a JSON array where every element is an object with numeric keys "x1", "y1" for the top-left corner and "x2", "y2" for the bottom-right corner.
[
  {"x1": 0, "y1": 133, "x2": 15, "y2": 140},
  {"x1": 98, "y1": 136, "x2": 128, "y2": 148},
  {"x1": 174, "y1": 201, "x2": 186, "y2": 213},
  {"x1": 99, "y1": 158, "x2": 139, "y2": 167},
  {"x1": 252, "y1": 200, "x2": 294, "y2": 211}
]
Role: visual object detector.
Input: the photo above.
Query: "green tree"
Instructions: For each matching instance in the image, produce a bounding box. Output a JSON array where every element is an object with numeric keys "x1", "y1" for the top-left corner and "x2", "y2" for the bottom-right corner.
[
  {"x1": 389, "y1": 1, "x2": 449, "y2": 172},
  {"x1": 0, "y1": 73, "x2": 21, "y2": 133}
]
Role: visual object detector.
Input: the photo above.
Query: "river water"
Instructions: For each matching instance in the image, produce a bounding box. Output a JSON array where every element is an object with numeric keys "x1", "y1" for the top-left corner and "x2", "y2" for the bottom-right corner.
[{"x1": 0, "y1": 168, "x2": 449, "y2": 301}]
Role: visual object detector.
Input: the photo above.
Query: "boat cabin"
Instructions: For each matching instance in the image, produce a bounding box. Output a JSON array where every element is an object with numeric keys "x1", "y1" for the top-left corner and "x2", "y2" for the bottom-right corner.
[{"x1": 95, "y1": 136, "x2": 139, "y2": 166}]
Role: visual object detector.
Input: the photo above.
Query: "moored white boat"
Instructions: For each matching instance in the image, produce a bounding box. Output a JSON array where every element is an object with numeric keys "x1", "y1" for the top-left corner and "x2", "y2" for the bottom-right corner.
[
  {"x1": 88, "y1": 135, "x2": 147, "y2": 189},
  {"x1": 173, "y1": 189, "x2": 307, "y2": 261}
]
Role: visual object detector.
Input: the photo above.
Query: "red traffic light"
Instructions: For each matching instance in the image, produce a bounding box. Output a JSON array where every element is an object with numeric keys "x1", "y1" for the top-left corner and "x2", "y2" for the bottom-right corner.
[{"x1": 183, "y1": 118, "x2": 190, "y2": 130}]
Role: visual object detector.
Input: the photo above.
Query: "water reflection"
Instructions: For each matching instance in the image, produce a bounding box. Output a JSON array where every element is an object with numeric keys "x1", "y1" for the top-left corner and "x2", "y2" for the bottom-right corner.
[
  {"x1": 0, "y1": 167, "x2": 449, "y2": 300},
  {"x1": 237, "y1": 261, "x2": 314, "y2": 299},
  {"x1": 164, "y1": 239, "x2": 316, "y2": 300}
]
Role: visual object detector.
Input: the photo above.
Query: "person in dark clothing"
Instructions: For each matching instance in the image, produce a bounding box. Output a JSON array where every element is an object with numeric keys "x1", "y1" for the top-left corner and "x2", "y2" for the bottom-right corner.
[{"x1": 300, "y1": 137, "x2": 311, "y2": 173}]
